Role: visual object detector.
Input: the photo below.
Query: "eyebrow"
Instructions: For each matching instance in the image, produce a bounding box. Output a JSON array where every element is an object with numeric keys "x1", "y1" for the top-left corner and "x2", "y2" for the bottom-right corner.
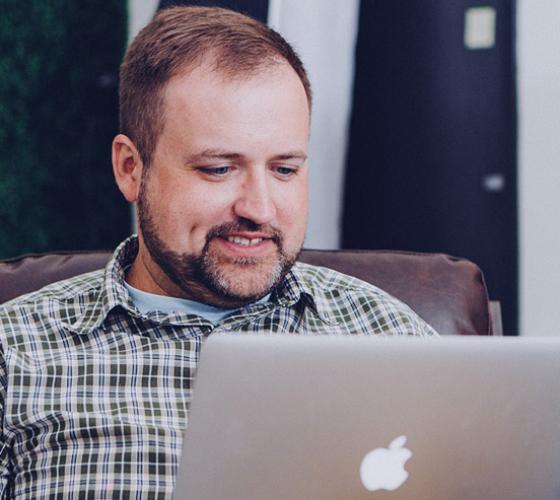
[
  {"x1": 272, "y1": 151, "x2": 308, "y2": 162},
  {"x1": 186, "y1": 150, "x2": 242, "y2": 163},
  {"x1": 186, "y1": 149, "x2": 308, "y2": 163}
]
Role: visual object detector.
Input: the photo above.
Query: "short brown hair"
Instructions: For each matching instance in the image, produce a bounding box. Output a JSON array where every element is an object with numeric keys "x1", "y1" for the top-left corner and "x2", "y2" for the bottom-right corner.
[{"x1": 119, "y1": 6, "x2": 312, "y2": 166}]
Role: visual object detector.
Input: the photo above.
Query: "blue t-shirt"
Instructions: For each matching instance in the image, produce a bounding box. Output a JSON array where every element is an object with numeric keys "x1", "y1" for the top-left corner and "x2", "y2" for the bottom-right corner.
[{"x1": 124, "y1": 282, "x2": 269, "y2": 324}]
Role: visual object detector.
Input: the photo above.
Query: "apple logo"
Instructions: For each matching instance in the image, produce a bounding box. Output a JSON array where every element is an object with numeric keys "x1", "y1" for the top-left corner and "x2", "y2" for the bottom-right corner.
[{"x1": 359, "y1": 435, "x2": 412, "y2": 492}]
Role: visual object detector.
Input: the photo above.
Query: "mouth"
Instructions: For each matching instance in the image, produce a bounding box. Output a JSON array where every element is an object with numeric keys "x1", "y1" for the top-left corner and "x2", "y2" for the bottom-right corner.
[
  {"x1": 214, "y1": 232, "x2": 277, "y2": 257},
  {"x1": 205, "y1": 222, "x2": 283, "y2": 260},
  {"x1": 226, "y1": 235, "x2": 264, "y2": 247}
]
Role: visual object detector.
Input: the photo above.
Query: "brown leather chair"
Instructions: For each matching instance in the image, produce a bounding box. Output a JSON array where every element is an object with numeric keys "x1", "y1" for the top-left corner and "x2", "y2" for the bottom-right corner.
[{"x1": 0, "y1": 248, "x2": 501, "y2": 335}]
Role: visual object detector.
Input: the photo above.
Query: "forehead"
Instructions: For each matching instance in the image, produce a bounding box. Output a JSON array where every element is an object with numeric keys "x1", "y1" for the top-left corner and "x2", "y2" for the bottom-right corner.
[
  {"x1": 158, "y1": 61, "x2": 310, "y2": 151},
  {"x1": 166, "y1": 54, "x2": 309, "y2": 102}
]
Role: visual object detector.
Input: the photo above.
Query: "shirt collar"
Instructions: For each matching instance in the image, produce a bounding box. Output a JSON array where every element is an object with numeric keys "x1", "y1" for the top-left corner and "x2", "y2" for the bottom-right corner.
[
  {"x1": 70, "y1": 236, "x2": 334, "y2": 334},
  {"x1": 69, "y1": 236, "x2": 141, "y2": 335},
  {"x1": 272, "y1": 263, "x2": 336, "y2": 326}
]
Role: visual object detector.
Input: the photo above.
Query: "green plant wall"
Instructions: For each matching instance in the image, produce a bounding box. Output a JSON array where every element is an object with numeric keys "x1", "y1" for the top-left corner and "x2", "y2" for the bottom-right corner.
[{"x1": 0, "y1": 1, "x2": 130, "y2": 258}]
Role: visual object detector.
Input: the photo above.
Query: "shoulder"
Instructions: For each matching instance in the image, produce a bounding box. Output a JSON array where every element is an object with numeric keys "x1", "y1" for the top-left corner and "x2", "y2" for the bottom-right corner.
[
  {"x1": 1, "y1": 269, "x2": 104, "y2": 309},
  {"x1": 293, "y1": 261, "x2": 382, "y2": 293},
  {"x1": 0, "y1": 270, "x2": 105, "y2": 348},
  {"x1": 291, "y1": 262, "x2": 437, "y2": 336}
]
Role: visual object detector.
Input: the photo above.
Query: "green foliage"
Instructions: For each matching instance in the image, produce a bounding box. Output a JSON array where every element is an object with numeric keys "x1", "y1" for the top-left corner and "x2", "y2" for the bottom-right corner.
[{"x1": 0, "y1": 1, "x2": 130, "y2": 257}]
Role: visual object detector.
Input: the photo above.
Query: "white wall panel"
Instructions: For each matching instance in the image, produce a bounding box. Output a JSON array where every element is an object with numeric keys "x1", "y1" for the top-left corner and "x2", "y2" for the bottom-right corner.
[
  {"x1": 518, "y1": 0, "x2": 560, "y2": 335},
  {"x1": 269, "y1": 0, "x2": 360, "y2": 249},
  {"x1": 127, "y1": 0, "x2": 159, "y2": 43}
]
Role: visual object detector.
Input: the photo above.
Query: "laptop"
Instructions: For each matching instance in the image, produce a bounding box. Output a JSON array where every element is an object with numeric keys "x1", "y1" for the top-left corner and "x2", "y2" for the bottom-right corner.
[{"x1": 175, "y1": 334, "x2": 560, "y2": 500}]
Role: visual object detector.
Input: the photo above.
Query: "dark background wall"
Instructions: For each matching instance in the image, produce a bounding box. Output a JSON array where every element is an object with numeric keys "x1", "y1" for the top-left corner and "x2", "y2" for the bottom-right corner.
[
  {"x1": 343, "y1": 1, "x2": 518, "y2": 334},
  {"x1": 0, "y1": 1, "x2": 130, "y2": 257}
]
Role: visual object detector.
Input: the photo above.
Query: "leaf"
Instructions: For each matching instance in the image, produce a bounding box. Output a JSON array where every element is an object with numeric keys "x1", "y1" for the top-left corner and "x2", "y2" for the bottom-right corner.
[{"x1": 389, "y1": 435, "x2": 407, "y2": 449}]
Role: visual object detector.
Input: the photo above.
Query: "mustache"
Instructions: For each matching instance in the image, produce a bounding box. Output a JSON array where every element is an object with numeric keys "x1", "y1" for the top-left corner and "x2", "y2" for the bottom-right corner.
[{"x1": 206, "y1": 220, "x2": 283, "y2": 246}]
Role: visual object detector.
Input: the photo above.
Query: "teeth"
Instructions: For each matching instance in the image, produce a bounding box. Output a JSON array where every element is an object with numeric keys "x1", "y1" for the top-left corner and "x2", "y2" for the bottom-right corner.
[{"x1": 227, "y1": 236, "x2": 263, "y2": 246}]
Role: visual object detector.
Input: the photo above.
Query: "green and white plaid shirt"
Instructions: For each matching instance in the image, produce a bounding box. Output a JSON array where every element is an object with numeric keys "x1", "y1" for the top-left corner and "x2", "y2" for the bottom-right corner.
[{"x1": 0, "y1": 237, "x2": 435, "y2": 498}]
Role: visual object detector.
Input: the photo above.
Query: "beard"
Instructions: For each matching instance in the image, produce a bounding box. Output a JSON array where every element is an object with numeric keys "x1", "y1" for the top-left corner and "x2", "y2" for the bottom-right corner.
[{"x1": 136, "y1": 179, "x2": 301, "y2": 307}]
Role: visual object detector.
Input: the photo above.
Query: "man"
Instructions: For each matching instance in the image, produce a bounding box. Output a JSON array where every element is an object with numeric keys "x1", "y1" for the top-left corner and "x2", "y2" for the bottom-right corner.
[{"x1": 0, "y1": 6, "x2": 436, "y2": 498}]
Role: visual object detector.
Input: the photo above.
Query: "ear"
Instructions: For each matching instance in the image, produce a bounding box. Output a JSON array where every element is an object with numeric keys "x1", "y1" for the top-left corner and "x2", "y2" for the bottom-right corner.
[{"x1": 112, "y1": 134, "x2": 144, "y2": 202}]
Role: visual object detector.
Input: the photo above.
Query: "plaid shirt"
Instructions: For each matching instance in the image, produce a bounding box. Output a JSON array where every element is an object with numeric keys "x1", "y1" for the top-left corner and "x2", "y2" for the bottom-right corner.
[{"x1": 0, "y1": 237, "x2": 435, "y2": 498}]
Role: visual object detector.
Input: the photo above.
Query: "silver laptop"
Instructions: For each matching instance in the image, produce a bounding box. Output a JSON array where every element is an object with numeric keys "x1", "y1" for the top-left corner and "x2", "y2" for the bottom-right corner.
[{"x1": 175, "y1": 334, "x2": 560, "y2": 500}]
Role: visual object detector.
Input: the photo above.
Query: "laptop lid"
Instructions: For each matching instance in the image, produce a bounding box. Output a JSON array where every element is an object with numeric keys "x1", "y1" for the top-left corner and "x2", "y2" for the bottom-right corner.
[{"x1": 175, "y1": 335, "x2": 560, "y2": 500}]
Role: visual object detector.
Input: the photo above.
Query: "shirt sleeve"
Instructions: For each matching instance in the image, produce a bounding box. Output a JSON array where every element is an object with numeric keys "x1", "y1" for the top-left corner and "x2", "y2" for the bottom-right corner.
[{"x1": 0, "y1": 341, "x2": 11, "y2": 498}]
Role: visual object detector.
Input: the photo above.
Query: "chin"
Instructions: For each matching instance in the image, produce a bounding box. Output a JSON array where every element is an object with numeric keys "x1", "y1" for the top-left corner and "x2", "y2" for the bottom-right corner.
[{"x1": 212, "y1": 264, "x2": 283, "y2": 303}]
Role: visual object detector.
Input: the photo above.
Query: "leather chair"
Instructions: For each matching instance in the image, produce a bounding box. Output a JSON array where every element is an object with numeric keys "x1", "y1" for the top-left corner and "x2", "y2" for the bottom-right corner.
[{"x1": 0, "y1": 248, "x2": 501, "y2": 335}]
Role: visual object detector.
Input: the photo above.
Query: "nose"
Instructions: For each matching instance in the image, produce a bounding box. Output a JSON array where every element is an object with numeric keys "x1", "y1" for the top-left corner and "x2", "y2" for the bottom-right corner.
[{"x1": 233, "y1": 170, "x2": 277, "y2": 225}]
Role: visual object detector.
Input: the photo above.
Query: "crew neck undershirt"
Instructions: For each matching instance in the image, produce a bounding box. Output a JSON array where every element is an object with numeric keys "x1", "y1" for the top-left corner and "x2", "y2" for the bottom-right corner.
[{"x1": 124, "y1": 281, "x2": 269, "y2": 325}]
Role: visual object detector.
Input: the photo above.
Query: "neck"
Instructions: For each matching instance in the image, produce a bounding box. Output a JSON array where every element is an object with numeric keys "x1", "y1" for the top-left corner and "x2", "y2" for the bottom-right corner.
[{"x1": 126, "y1": 247, "x2": 184, "y2": 298}]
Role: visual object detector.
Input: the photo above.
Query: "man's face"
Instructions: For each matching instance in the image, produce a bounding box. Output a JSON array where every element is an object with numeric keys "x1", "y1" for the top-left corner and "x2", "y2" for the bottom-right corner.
[{"x1": 135, "y1": 62, "x2": 310, "y2": 307}]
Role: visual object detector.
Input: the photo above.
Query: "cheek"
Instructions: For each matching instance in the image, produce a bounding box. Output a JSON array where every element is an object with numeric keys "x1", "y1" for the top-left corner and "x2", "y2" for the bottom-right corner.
[
  {"x1": 290, "y1": 176, "x2": 308, "y2": 213},
  {"x1": 278, "y1": 181, "x2": 307, "y2": 235},
  {"x1": 164, "y1": 186, "x2": 236, "y2": 236}
]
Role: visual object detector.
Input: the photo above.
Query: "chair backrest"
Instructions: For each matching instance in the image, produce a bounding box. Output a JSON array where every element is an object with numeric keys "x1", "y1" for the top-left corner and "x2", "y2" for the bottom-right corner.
[{"x1": 0, "y1": 248, "x2": 499, "y2": 335}]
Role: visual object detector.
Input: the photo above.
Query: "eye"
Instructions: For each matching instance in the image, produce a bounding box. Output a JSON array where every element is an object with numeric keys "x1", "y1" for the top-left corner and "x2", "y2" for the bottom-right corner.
[
  {"x1": 273, "y1": 165, "x2": 298, "y2": 179},
  {"x1": 197, "y1": 166, "x2": 232, "y2": 177}
]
